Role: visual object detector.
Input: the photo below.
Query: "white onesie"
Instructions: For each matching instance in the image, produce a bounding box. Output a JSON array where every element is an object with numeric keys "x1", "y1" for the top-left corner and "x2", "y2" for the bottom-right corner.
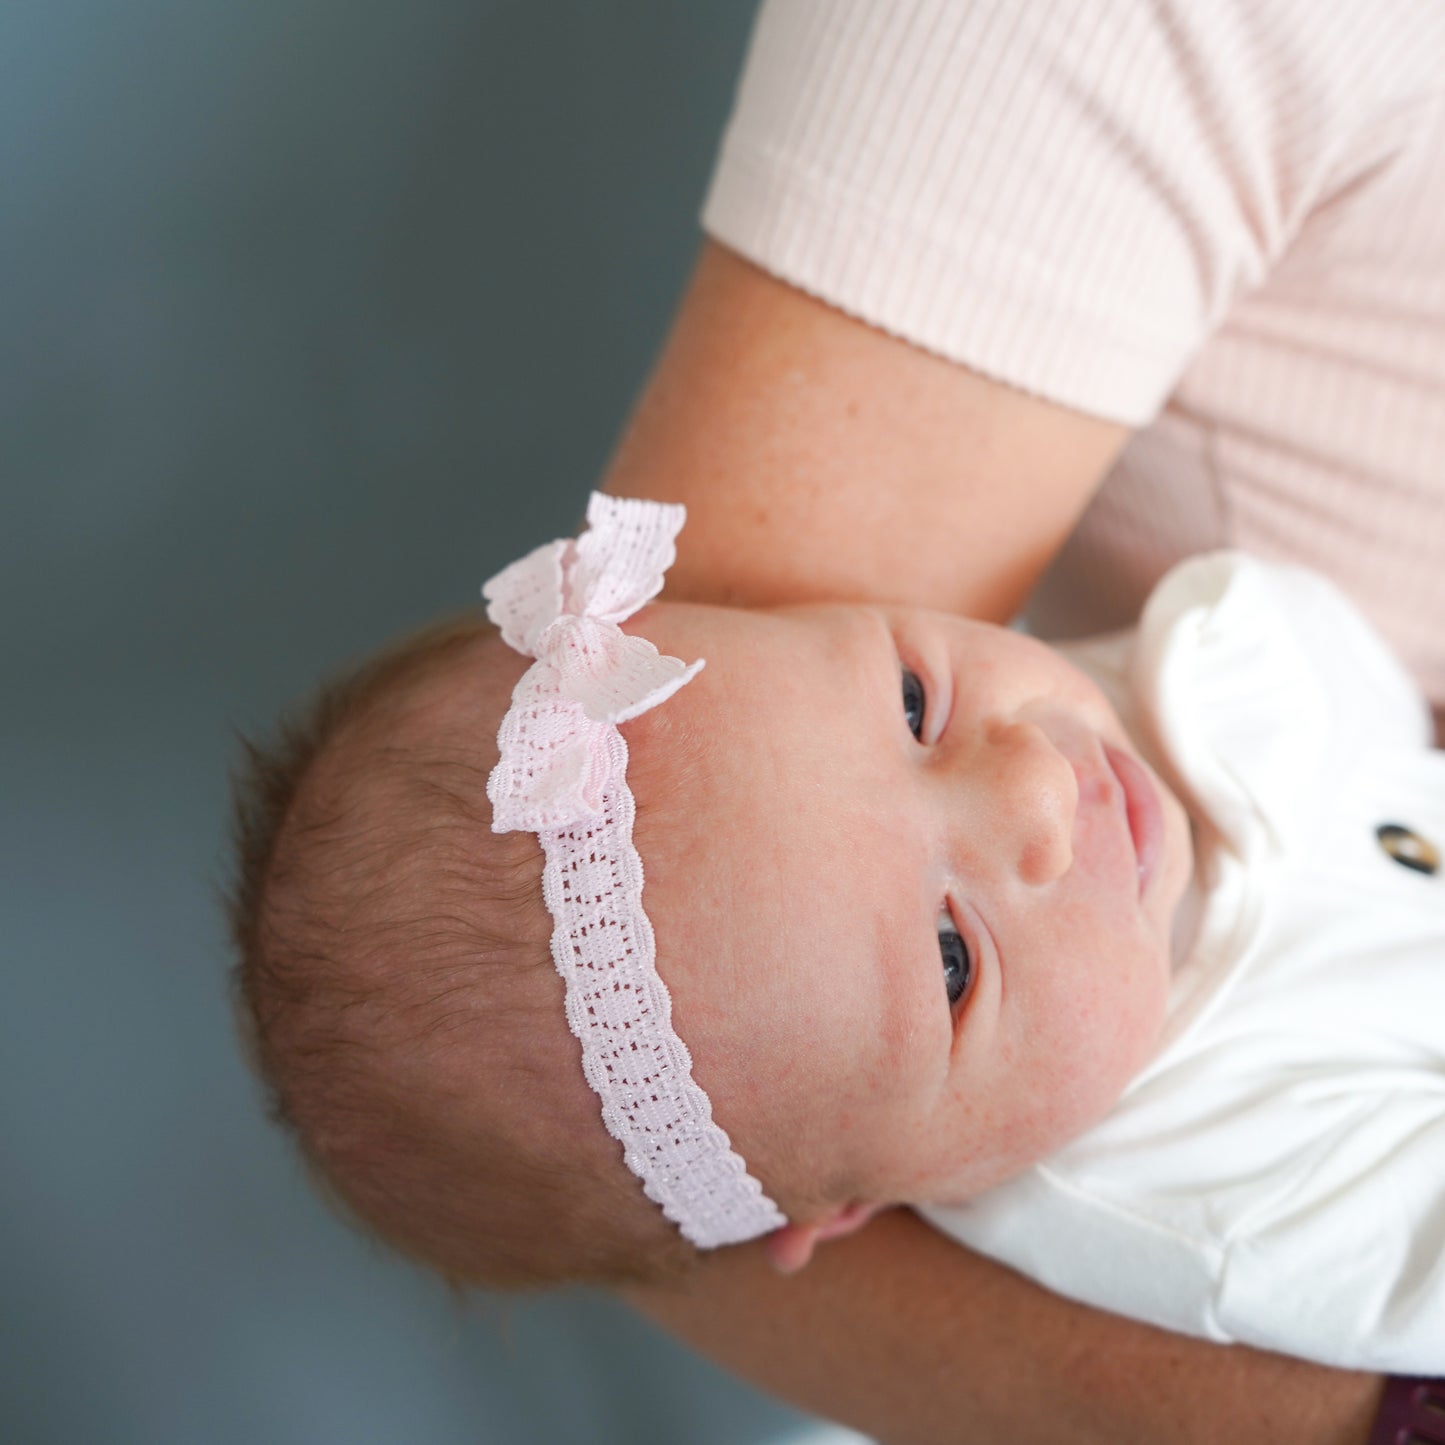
[{"x1": 923, "y1": 553, "x2": 1445, "y2": 1373}]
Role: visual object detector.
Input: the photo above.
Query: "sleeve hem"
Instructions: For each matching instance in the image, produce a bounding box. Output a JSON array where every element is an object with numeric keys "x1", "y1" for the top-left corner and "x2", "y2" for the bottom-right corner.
[{"x1": 702, "y1": 136, "x2": 1201, "y2": 428}]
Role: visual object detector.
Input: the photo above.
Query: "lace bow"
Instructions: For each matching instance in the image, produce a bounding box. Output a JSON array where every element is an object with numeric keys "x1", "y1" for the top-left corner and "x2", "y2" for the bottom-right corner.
[{"x1": 484, "y1": 492, "x2": 703, "y2": 833}]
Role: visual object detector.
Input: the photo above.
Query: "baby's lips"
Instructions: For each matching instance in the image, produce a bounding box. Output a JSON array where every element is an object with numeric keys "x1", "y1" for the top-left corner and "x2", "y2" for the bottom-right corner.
[{"x1": 1103, "y1": 743, "x2": 1164, "y2": 896}]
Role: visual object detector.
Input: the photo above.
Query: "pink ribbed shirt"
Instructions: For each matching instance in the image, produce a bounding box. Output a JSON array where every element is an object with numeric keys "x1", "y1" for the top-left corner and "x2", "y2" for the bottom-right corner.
[{"x1": 703, "y1": 0, "x2": 1445, "y2": 707}]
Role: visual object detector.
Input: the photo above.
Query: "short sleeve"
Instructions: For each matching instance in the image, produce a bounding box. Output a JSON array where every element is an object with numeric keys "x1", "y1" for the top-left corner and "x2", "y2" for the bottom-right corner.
[{"x1": 703, "y1": 0, "x2": 1402, "y2": 424}]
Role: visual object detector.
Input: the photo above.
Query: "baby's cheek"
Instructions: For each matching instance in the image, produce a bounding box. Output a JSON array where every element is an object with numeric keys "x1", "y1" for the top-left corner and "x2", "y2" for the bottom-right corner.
[
  {"x1": 1106, "y1": 948, "x2": 1172, "y2": 1089},
  {"x1": 1064, "y1": 948, "x2": 1169, "y2": 1131}
]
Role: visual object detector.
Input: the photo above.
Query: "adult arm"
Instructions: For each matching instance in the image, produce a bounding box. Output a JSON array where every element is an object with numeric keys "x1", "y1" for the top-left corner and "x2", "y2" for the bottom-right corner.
[
  {"x1": 603, "y1": 242, "x2": 1127, "y2": 622},
  {"x1": 625, "y1": 1210, "x2": 1382, "y2": 1445},
  {"x1": 600, "y1": 246, "x2": 1385, "y2": 1443}
]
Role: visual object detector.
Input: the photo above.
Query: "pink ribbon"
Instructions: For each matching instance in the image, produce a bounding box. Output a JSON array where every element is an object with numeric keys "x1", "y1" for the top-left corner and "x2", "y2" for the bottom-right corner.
[{"x1": 484, "y1": 493, "x2": 704, "y2": 834}]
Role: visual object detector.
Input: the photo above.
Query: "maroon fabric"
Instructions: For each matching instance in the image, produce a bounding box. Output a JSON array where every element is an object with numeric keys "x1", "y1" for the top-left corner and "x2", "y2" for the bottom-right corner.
[{"x1": 1370, "y1": 1377, "x2": 1445, "y2": 1445}]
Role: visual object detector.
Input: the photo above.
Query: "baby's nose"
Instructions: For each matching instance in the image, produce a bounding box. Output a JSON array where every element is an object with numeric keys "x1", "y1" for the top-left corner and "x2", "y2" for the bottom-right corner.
[{"x1": 986, "y1": 719, "x2": 1077, "y2": 884}]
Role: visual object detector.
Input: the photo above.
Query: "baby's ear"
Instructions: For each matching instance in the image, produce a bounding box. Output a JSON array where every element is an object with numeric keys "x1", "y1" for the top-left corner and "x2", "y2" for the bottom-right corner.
[{"x1": 762, "y1": 1202, "x2": 881, "y2": 1275}]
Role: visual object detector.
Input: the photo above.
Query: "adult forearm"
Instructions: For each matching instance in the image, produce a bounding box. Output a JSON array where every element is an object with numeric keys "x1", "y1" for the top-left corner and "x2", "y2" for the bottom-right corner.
[
  {"x1": 600, "y1": 243, "x2": 1127, "y2": 622},
  {"x1": 627, "y1": 1209, "x2": 1382, "y2": 1445}
]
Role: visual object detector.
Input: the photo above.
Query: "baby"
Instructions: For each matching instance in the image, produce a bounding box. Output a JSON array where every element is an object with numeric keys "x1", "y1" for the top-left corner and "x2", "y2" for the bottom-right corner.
[{"x1": 230, "y1": 493, "x2": 1445, "y2": 1373}]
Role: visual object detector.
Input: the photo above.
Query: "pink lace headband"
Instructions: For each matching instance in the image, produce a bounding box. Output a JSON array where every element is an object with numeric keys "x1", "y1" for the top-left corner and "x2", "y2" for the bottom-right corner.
[{"x1": 483, "y1": 492, "x2": 787, "y2": 1250}]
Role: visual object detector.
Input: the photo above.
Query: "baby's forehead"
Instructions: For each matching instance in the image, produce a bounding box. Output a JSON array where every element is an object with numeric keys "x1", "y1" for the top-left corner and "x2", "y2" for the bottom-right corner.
[
  {"x1": 635, "y1": 599, "x2": 888, "y2": 694},
  {"x1": 622, "y1": 600, "x2": 907, "y2": 821},
  {"x1": 618, "y1": 602, "x2": 931, "y2": 1151},
  {"x1": 624, "y1": 607, "x2": 841, "y2": 767},
  {"x1": 624, "y1": 602, "x2": 912, "y2": 911}
]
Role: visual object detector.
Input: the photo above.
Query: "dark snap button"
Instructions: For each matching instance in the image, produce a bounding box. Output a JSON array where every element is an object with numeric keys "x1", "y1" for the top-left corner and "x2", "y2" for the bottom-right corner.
[{"x1": 1376, "y1": 823, "x2": 1441, "y2": 876}]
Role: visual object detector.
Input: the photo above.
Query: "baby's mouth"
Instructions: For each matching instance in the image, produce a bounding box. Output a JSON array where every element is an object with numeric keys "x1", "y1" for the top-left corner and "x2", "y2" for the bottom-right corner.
[{"x1": 1102, "y1": 744, "x2": 1163, "y2": 896}]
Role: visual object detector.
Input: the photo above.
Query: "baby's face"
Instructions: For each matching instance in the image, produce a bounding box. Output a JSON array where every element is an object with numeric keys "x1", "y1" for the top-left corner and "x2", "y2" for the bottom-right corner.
[{"x1": 623, "y1": 600, "x2": 1192, "y2": 1211}]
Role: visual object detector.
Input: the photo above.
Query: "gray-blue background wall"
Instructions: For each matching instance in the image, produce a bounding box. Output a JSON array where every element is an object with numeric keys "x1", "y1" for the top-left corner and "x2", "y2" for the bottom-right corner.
[{"x1": 0, "y1": 4, "x2": 828, "y2": 1441}]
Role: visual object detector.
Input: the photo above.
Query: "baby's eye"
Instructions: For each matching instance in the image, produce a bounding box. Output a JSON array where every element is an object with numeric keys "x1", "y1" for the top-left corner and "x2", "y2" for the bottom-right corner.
[
  {"x1": 938, "y1": 912, "x2": 973, "y2": 1009},
  {"x1": 902, "y1": 668, "x2": 926, "y2": 740}
]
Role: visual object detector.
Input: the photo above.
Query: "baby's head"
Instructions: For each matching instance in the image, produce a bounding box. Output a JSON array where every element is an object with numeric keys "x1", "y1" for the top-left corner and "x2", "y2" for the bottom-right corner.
[{"x1": 230, "y1": 499, "x2": 1192, "y2": 1289}]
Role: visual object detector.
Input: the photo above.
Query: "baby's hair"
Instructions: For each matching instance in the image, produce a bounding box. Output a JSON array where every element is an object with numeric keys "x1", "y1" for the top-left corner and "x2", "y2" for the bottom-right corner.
[{"x1": 225, "y1": 613, "x2": 697, "y2": 1289}]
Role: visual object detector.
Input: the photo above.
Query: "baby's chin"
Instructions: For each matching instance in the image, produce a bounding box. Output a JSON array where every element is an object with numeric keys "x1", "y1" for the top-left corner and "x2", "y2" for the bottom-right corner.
[
  {"x1": 903, "y1": 1123, "x2": 1098, "y2": 1207},
  {"x1": 1152, "y1": 764, "x2": 1198, "y2": 940}
]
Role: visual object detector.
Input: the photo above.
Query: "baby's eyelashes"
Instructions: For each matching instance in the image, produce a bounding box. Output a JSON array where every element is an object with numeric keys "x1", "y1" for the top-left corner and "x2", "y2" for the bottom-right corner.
[
  {"x1": 938, "y1": 910, "x2": 974, "y2": 1009},
  {"x1": 896, "y1": 632, "x2": 952, "y2": 746},
  {"x1": 902, "y1": 668, "x2": 926, "y2": 740}
]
